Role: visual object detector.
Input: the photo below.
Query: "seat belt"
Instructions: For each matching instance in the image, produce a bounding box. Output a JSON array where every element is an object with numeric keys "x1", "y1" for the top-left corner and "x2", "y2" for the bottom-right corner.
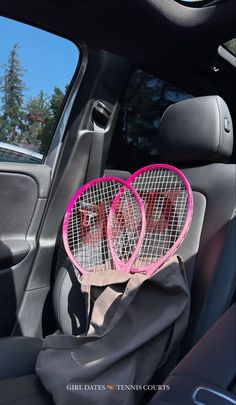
[
  {"x1": 86, "y1": 122, "x2": 106, "y2": 181},
  {"x1": 86, "y1": 101, "x2": 112, "y2": 181}
]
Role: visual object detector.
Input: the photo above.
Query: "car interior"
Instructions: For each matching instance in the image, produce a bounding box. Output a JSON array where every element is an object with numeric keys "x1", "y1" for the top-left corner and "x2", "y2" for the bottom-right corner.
[{"x1": 0, "y1": 0, "x2": 235, "y2": 404}]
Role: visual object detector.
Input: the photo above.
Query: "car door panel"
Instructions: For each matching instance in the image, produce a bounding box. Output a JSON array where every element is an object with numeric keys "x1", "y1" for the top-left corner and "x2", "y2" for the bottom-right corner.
[
  {"x1": 0, "y1": 48, "x2": 132, "y2": 338},
  {"x1": 0, "y1": 164, "x2": 51, "y2": 336}
]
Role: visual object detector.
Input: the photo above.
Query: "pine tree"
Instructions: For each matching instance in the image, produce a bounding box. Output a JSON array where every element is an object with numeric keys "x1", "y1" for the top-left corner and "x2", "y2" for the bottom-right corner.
[
  {"x1": 50, "y1": 87, "x2": 64, "y2": 117},
  {"x1": 38, "y1": 86, "x2": 65, "y2": 153},
  {"x1": 26, "y1": 91, "x2": 50, "y2": 118},
  {"x1": 21, "y1": 91, "x2": 50, "y2": 148},
  {"x1": 0, "y1": 43, "x2": 26, "y2": 143}
]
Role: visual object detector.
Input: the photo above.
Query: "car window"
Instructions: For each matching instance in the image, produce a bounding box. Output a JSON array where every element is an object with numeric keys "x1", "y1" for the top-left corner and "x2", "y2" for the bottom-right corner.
[
  {"x1": 107, "y1": 69, "x2": 193, "y2": 172},
  {"x1": 0, "y1": 16, "x2": 79, "y2": 164}
]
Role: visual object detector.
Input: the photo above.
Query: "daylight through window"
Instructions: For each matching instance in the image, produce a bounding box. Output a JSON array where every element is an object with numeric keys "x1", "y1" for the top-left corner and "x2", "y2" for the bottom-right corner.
[{"x1": 0, "y1": 17, "x2": 79, "y2": 163}]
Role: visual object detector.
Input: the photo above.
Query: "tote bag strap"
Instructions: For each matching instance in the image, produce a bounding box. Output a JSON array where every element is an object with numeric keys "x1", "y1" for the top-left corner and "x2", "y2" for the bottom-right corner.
[{"x1": 80, "y1": 270, "x2": 147, "y2": 336}]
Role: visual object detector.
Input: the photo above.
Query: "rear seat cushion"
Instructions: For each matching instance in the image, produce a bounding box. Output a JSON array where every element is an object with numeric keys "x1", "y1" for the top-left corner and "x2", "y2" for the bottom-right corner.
[
  {"x1": 0, "y1": 374, "x2": 53, "y2": 405},
  {"x1": 0, "y1": 337, "x2": 42, "y2": 380}
]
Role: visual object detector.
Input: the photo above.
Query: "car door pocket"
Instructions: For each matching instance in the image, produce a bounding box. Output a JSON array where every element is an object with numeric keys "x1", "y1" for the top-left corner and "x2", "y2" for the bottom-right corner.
[{"x1": 0, "y1": 240, "x2": 30, "y2": 270}]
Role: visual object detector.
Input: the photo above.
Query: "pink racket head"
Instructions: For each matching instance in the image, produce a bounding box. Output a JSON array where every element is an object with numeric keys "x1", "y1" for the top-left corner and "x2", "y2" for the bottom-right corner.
[
  {"x1": 128, "y1": 164, "x2": 193, "y2": 276},
  {"x1": 62, "y1": 176, "x2": 146, "y2": 275}
]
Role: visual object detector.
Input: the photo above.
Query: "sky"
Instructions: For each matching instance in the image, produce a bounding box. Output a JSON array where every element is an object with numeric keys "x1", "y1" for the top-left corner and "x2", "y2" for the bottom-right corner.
[{"x1": 0, "y1": 16, "x2": 80, "y2": 103}]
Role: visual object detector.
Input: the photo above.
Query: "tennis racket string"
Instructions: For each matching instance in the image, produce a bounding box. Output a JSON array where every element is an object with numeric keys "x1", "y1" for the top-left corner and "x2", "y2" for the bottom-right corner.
[
  {"x1": 66, "y1": 180, "x2": 143, "y2": 272},
  {"x1": 130, "y1": 169, "x2": 189, "y2": 268}
]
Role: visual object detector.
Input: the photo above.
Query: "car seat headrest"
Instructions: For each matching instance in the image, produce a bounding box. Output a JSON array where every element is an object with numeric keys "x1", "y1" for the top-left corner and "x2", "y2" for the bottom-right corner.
[{"x1": 158, "y1": 95, "x2": 233, "y2": 163}]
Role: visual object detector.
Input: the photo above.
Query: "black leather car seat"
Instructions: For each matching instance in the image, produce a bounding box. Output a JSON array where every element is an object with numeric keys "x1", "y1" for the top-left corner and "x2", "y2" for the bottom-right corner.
[
  {"x1": 0, "y1": 95, "x2": 235, "y2": 403},
  {"x1": 149, "y1": 304, "x2": 236, "y2": 404},
  {"x1": 157, "y1": 95, "x2": 235, "y2": 354}
]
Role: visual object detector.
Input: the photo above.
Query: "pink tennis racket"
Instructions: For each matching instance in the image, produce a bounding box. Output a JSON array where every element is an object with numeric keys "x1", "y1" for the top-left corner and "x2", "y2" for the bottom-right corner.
[
  {"x1": 128, "y1": 164, "x2": 193, "y2": 276},
  {"x1": 63, "y1": 177, "x2": 146, "y2": 275}
]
